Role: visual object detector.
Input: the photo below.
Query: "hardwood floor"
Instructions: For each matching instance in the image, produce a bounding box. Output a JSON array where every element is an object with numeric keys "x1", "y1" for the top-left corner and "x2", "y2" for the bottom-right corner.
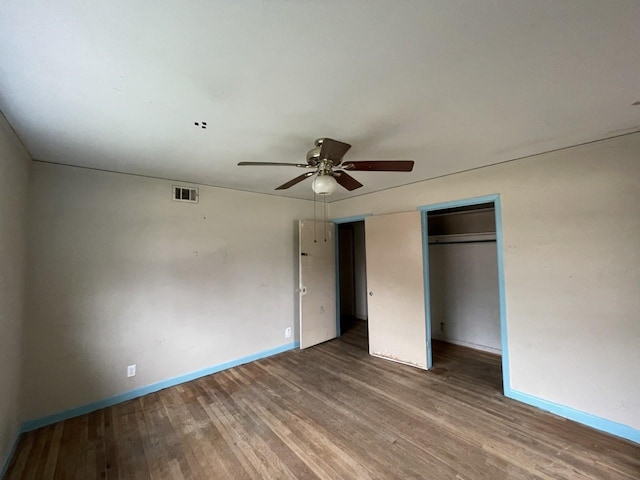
[{"x1": 6, "y1": 322, "x2": 639, "y2": 479}]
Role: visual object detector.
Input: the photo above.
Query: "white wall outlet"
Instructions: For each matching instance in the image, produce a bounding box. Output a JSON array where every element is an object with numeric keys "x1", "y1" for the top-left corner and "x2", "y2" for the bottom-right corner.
[
  {"x1": 285, "y1": 327, "x2": 292, "y2": 338},
  {"x1": 127, "y1": 364, "x2": 136, "y2": 377}
]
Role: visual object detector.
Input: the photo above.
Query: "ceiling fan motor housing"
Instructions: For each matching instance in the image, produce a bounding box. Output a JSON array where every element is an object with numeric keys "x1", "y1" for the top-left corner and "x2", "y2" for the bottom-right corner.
[{"x1": 306, "y1": 146, "x2": 321, "y2": 166}]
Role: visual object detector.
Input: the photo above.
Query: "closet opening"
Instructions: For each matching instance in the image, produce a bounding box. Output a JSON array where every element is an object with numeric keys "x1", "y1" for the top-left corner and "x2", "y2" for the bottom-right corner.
[
  {"x1": 337, "y1": 221, "x2": 368, "y2": 346},
  {"x1": 427, "y1": 202, "x2": 503, "y2": 391}
]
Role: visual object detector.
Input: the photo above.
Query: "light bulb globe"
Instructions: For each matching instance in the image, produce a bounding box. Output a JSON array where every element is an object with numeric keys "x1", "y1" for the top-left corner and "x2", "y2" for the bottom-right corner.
[{"x1": 312, "y1": 174, "x2": 338, "y2": 195}]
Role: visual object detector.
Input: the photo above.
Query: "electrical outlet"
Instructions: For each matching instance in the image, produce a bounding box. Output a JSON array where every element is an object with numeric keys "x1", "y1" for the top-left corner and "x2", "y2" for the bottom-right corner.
[
  {"x1": 285, "y1": 327, "x2": 292, "y2": 338},
  {"x1": 127, "y1": 364, "x2": 136, "y2": 377}
]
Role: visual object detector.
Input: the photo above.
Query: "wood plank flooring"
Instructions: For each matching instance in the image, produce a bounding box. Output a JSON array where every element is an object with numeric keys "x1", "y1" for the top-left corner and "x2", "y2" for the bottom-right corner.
[{"x1": 5, "y1": 321, "x2": 639, "y2": 479}]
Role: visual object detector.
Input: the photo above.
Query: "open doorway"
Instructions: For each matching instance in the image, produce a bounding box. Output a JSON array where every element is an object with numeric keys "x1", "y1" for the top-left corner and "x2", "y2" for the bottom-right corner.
[
  {"x1": 425, "y1": 201, "x2": 503, "y2": 391},
  {"x1": 336, "y1": 221, "x2": 368, "y2": 345}
]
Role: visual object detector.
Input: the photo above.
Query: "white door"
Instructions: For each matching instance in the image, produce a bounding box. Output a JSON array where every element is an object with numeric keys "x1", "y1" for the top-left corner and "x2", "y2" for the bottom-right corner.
[
  {"x1": 299, "y1": 220, "x2": 337, "y2": 349},
  {"x1": 365, "y1": 211, "x2": 428, "y2": 369}
]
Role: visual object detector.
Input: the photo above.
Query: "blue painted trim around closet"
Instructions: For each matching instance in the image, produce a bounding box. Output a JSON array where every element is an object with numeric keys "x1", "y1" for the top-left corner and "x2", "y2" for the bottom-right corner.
[
  {"x1": 420, "y1": 211, "x2": 433, "y2": 368},
  {"x1": 417, "y1": 195, "x2": 500, "y2": 212},
  {"x1": 331, "y1": 214, "x2": 372, "y2": 224},
  {"x1": 21, "y1": 341, "x2": 300, "y2": 433},
  {"x1": 334, "y1": 224, "x2": 341, "y2": 337},
  {"x1": 418, "y1": 194, "x2": 639, "y2": 444},
  {"x1": 492, "y1": 196, "x2": 511, "y2": 393},
  {"x1": 417, "y1": 194, "x2": 508, "y2": 387},
  {"x1": 508, "y1": 389, "x2": 640, "y2": 444}
]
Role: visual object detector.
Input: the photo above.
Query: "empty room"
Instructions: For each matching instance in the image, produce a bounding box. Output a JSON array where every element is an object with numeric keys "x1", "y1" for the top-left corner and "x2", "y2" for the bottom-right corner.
[{"x1": 1, "y1": 1, "x2": 639, "y2": 479}]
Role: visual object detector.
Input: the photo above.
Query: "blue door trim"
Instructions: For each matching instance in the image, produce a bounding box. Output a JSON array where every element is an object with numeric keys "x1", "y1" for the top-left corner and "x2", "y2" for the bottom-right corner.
[
  {"x1": 420, "y1": 210, "x2": 433, "y2": 368},
  {"x1": 332, "y1": 214, "x2": 372, "y2": 225},
  {"x1": 418, "y1": 195, "x2": 639, "y2": 443}
]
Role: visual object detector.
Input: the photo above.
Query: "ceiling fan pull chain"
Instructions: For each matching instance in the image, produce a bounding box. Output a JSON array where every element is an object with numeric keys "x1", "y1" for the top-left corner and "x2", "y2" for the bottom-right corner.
[
  {"x1": 313, "y1": 189, "x2": 317, "y2": 243},
  {"x1": 323, "y1": 194, "x2": 327, "y2": 242}
]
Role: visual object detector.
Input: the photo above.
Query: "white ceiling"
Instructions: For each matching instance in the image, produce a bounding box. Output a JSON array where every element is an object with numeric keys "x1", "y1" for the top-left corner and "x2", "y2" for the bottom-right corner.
[{"x1": 1, "y1": 1, "x2": 639, "y2": 201}]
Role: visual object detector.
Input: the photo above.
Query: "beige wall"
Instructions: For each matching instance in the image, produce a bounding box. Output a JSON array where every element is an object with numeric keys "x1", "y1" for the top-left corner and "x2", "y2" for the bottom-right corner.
[
  {"x1": 332, "y1": 133, "x2": 640, "y2": 430},
  {"x1": 23, "y1": 163, "x2": 312, "y2": 420},
  {"x1": 8, "y1": 129, "x2": 640, "y2": 438},
  {"x1": 0, "y1": 113, "x2": 30, "y2": 470}
]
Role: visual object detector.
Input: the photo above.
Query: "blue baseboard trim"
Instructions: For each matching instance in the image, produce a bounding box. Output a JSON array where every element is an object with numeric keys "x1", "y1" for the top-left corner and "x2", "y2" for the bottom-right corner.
[
  {"x1": 506, "y1": 388, "x2": 640, "y2": 444},
  {"x1": 21, "y1": 341, "x2": 300, "y2": 433},
  {"x1": 1, "y1": 431, "x2": 22, "y2": 479}
]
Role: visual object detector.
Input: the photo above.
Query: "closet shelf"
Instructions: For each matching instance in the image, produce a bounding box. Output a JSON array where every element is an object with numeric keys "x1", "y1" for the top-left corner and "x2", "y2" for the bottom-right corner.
[{"x1": 428, "y1": 232, "x2": 496, "y2": 245}]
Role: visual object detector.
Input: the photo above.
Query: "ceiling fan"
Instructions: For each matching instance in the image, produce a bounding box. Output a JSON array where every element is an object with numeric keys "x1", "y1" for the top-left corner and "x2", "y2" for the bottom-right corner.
[{"x1": 238, "y1": 138, "x2": 414, "y2": 195}]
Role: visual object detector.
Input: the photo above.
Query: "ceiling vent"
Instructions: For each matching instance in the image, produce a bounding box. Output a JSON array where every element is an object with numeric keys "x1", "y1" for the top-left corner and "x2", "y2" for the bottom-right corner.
[{"x1": 173, "y1": 185, "x2": 199, "y2": 203}]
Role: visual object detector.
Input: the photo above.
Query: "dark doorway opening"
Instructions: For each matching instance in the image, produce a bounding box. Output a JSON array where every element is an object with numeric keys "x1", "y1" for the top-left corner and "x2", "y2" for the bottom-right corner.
[{"x1": 337, "y1": 221, "x2": 368, "y2": 339}]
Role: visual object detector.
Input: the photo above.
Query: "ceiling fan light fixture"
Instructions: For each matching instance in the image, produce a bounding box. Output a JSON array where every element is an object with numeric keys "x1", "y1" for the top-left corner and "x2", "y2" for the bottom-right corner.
[
  {"x1": 312, "y1": 174, "x2": 338, "y2": 195},
  {"x1": 238, "y1": 137, "x2": 412, "y2": 194}
]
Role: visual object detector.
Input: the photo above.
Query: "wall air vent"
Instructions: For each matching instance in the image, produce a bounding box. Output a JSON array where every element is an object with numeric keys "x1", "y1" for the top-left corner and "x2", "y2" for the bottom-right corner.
[{"x1": 173, "y1": 186, "x2": 199, "y2": 203}]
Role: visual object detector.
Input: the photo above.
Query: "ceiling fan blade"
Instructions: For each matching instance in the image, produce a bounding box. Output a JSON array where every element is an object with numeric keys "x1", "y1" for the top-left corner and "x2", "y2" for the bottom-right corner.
[
  {"x1": 275, "y1": 172, "x2": 315, "y2": 190},
  {"x1": 238, "y1": 162, "x2": 310, "y2": 168},
  {"x1": 319, "y1": 138, "x2": 351, "y2": 165},
  {"x1": 342, "y1": 160, "x2": 414, "y2": 172},
  {"x1": 334, "y1": 171, "x2": 363, "y2": 191}
]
